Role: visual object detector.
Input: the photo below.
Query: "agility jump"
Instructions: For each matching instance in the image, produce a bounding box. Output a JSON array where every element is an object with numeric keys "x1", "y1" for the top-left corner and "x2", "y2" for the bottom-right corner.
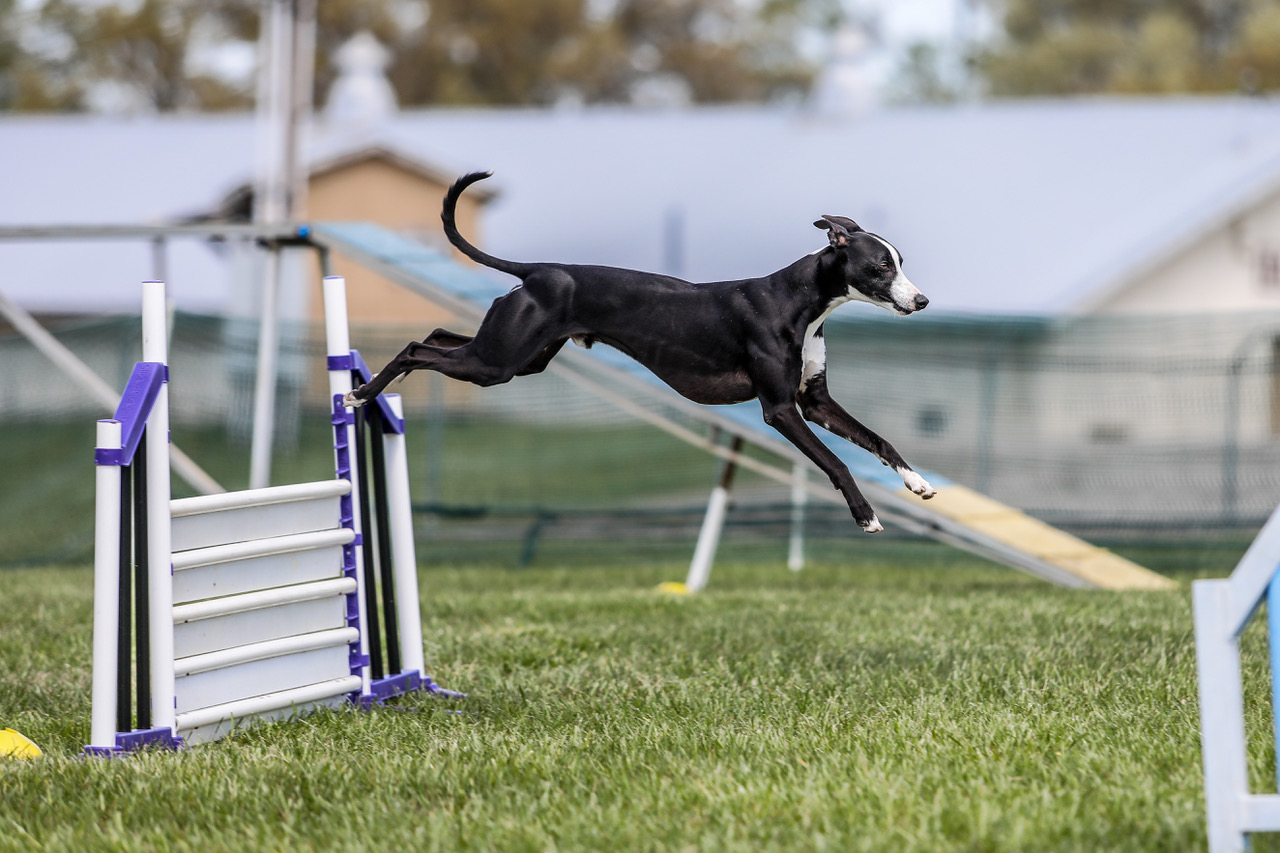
[
  {"x1": 1194, "y1": 503, "x2": 1280, "y2": 852},
  {"x1": 86, "y1": 277, "x2": 455, "y2": 754}
]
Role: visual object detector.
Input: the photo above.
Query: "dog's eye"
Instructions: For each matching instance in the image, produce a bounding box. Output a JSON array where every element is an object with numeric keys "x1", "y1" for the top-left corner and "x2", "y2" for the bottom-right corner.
[{"x1": 880, "y1": 262, "x2": 890, "y2": 270}]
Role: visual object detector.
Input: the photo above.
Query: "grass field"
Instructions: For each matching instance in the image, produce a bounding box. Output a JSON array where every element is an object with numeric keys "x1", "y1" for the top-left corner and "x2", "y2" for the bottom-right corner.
[{"x1": 1, "y1": 541, "x2": 1272, "y2": 852}]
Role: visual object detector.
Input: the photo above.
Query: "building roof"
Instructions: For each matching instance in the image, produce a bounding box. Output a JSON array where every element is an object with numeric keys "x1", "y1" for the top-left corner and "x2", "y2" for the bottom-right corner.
[{"x1": 1, "y1": 96, "x2": 1279, "y2": 314}]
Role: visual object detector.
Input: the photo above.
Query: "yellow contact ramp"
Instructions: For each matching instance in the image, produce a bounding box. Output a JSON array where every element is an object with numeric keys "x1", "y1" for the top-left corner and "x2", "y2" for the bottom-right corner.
[{"x1": 916, "y1": 484, "x2": 1175, "y2": 590}]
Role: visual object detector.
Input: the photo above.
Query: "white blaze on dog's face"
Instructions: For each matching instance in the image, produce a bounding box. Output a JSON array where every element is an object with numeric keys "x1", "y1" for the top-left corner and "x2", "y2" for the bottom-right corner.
[
  {"x1": 868, "y1": 234, "x2": 925, "y2": 316},
  {"x1": 847, "y1": 233, "x2": 927, "y2": 316},
  {"x1": 815, "y1": 216, "x2": 929, "y2": 316}
]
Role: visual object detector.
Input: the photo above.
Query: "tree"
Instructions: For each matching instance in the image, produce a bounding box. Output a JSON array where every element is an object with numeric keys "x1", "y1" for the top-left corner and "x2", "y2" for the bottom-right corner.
[
  {"x1": 386, "y1": 0, "x2": 833, "y2": 106},
  {"x1": 1, "y1": 0, "x2": 257, "y2": 111},
  {"x1": 0, "y1": 0, "x2": 841, "y2": 113},
  {"x1": 974, "y1": 0, "x2": 1280, "y2": 96}
]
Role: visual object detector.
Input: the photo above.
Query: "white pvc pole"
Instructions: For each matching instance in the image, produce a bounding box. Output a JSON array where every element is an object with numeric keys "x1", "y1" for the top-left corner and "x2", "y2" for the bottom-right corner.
[
  {"x1": 384, "y1": 394, "x2": 425, "y2": 674},
  {"x1": 322, "y1": 275, "x2": 370, "y2": 694},
  {"x1": 89, "y1": 419, "x2": 123, "y2": 750},
  {"x1": 685, "y1": 485, "x2": 729, "y2": 593},
  {"x1": 248, "y1": 247, "x2": 282, "y2": 490},
  {"x1": 788, "y1": 464, "x2": 807, "y2": 572},
  {"x1": 142, "y1": 280, "x2": 176, "y2": 734}
]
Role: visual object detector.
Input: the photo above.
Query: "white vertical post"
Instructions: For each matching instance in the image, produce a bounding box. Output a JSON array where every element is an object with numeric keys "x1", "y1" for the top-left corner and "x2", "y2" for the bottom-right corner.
[
  {"x1": 686, "y1": 485, "x2": 729, "y2": 593},
  {"x1": 788, "y1": 463, "x2": 807, "y2": 572},
  {"x1": 1194, "y1": 578, "x2": 1250, "y2": 853},
  {"x1": 684, "y1": 437, "x2": 742, "y2": 593},
  {"x1": 142, "y1": 280, "x2": 176, "y2": 734},
  {"x1": 384, "y1": 394, "x2": 425, "y2": 674},
  {"x1": 323, "y1": 275, "x2": 370, "y2": 693},
  {"x1": 249, "y1": 247, "x2": 282, "y2": 490},
  {"x1": 89, "y1": 420, "x2": 123, "y2": 750}
]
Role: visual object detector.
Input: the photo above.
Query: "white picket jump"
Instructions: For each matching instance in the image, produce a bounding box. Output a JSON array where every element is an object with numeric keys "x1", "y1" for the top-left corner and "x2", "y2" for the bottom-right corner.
[
  {"x1": 87, "y1": 275, "x2": 444, "y2": 755},
  {"x1": 1195, "y1": 503, "x2": 1280, "y2": 852}
]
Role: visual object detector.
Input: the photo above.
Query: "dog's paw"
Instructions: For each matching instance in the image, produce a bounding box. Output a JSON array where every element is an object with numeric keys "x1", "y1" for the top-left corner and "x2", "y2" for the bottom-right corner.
[
  {"x1": 342, "y1": 389, "x2": 368, "y2": 408},
  {"x1": 861, "y1": 515, "x2": 884, "y2": 534},
  {"x1": 898, "y1": 468, "x2": 936, "y2": 500}
]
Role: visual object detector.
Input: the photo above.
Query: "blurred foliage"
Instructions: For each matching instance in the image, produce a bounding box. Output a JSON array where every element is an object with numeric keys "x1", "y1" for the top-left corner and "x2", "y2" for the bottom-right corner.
[
  {"x1": 0, "y1": 0, "x2": 843, "y2": 113},
  {"x1": 976, "y1": 0, "x2": 1280, "y2": 95},
  {"x1": 3, "y1": 0, "x2": 257, "y2": 111}
]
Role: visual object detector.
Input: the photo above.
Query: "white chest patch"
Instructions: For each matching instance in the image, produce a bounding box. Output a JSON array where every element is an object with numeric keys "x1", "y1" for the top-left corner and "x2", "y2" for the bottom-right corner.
[{"x1": 799, "y1": 304, "x2": 843, "y2": 392}]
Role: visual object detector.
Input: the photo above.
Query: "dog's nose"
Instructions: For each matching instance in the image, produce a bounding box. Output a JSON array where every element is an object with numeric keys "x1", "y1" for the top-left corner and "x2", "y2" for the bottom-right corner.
[{"x1": 913, "y1": 293, "x2": 930, "y2": 311}]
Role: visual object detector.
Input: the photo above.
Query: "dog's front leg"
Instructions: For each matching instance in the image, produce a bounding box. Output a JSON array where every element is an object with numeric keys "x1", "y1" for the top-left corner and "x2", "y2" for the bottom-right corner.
[
  {"x1": 759, "y1": 399, "x2": 884, "y2": 533},
  {"x1": 797, "y1": 380, "x2": 936, "y2": 500}
]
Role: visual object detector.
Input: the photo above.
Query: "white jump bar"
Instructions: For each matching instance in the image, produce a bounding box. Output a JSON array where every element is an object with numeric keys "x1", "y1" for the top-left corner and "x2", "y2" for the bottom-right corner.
[
  {"x1": 174, "y1": 627, "x2": 359, "y2": 677},
  {"x1": 172, "y1": 577, "x2": 356, "y2": 624},
  {"x1": 174, "y1": 675, "x2": 363, "y2": 733},
  {"x1": 172, "y1": 528, "x2": 354, "y2": 572},
  {"x1": 171, "y1": 479, "x2": 352, "y2": 518}
]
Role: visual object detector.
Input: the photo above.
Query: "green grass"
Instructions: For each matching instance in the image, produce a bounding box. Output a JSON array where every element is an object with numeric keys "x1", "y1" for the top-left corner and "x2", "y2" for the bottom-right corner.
[
  {"x1": 0, "y1": 544, "x2": 1258, "y2": 852},
  {"x1": 0, "y1": 417, "x2": 736, "y2": 568}
]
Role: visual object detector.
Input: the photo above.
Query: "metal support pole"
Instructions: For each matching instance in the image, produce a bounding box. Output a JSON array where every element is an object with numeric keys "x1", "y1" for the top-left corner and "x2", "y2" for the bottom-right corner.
[
  {"x1": 132, "y1": 435, "x2": 151, "y2": 732},
  {"x1": 788, "y1": 463, "x2": 807, "y2": 571},
  {"x1": 354, "y1": 408, "x2": 384, "y2": 679},
  {"x1": 685, "y1": 435, "x2": 744, "y2": 593},
  {"x1": 368, "y1": 403, "x2": 402, "y2": 675},
  {"x1": 249, "y1": 245, "x2": 282, "y2": 490}
]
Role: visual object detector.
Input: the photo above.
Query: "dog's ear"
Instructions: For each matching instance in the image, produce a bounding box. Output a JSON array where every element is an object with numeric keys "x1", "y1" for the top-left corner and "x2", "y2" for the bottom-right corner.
[{"x1": 813, "y1": 215, "x2": 863, "y2": 248}]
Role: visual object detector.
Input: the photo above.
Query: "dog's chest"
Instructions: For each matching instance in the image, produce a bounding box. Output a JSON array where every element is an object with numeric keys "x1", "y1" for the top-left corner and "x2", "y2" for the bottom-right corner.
[{"x1": 799, "y1": 319, "x2": 827, "y2": 391}]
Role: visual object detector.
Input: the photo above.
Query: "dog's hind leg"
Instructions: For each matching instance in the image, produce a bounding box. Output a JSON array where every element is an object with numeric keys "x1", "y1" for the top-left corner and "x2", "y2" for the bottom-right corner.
[
  {"x1": 423, "y1": 329, "x2": 473, "y2": 348},
  {"x1": 797, "y1": 378, "x2": 936, "y2": 499},
  {"x1": 346, "y1": 286, "x2": 570, "y2": 405},
  {"x1": 516, "y1": 339, "x2": 568, "y2": 376}
]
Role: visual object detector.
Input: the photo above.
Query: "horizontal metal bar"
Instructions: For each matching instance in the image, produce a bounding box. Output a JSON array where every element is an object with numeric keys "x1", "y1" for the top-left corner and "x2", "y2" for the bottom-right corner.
[
  {"x1": 172, "y1": 577, "x2": 356, "y2": 624},
  {"x1": 171, "y1": 480, "x2": 351, "y2": 518},
  {"x1": 174, "y1": 627, "x2": 359, "y2": 677},
  {"x1": 0, "y1": 222, "x2": 309, "y2": 241},
  {"x1": 172, "y1": 528, "x2": 354, "y2": 571},
  {"x1": 174, "y1": 675, "x2": 362, "y2": 732}
]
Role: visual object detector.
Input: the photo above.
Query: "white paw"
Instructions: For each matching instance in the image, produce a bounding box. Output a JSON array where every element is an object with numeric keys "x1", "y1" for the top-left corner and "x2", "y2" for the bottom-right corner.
[
  {"x1": 343, "y1": 390, "x2": 367, "y2": 408},
  {"x1": 862, "y1": 515, "x2": 884, "y2": 534},
  {"x1": 898, "y1": 468, "x2": 936, "y2": 499}
]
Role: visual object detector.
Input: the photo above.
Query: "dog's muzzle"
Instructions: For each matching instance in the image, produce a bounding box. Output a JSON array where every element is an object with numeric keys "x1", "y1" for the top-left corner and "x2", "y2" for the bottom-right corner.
[{"x1": 894, "y1": 292, "x2": 930, "y2": 316}]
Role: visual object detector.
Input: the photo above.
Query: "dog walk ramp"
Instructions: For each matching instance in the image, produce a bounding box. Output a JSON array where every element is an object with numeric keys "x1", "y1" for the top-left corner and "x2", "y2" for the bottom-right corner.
[{"x1": 309, "y1": 222, "x2": 1172, "y2": 591}]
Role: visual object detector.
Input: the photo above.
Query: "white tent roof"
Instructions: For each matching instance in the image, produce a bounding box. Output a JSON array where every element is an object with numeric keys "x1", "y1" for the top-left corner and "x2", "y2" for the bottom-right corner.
[{"x1": 2, "y1": 96, "x2": 1279, "y2": 314}]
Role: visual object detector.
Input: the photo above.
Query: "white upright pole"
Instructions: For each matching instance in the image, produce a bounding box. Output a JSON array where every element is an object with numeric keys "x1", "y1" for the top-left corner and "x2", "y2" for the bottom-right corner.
[
  {"x1": 383, "y1": 394, "x2": 425, "y2": 675},
  {"x1": 323, "y1": 275, "x2": 370, "y2": 694},
  {"x1": 249, "y1": 0, "x2": 299, "y2": 491},
  {"x1": 249, "y1": 247, "x2": 282, "y2": 490},
  {"x1": 686, "y1": 485, "x2": 729, "y2": 593},
  {"x1": 684, "y1": 437, "x2": 742, "y2": 593},
  {"x1": 788, "y1": 464, "x2": 807, "y2": 572},
  {"x1": 1194, "y1": 579, "x2": 1250, "y2": 853},
  {"x1": 89, "y1": 420, "x2": 123, "y2": 750},
  {"x1": 142, "y1": 280, "x2": 176, "y2": 734}
]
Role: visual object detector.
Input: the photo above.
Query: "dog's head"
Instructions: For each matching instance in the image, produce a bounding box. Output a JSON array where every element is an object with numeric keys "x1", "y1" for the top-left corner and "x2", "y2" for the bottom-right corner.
[{"x1": 814, "y1": 215, "x2": 928, "y2": 316}]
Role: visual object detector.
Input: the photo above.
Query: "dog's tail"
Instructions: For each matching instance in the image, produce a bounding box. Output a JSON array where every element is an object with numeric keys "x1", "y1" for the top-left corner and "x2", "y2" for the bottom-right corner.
[{"x1": 441, "y1": 171, "x2": 532, "y2": 277}]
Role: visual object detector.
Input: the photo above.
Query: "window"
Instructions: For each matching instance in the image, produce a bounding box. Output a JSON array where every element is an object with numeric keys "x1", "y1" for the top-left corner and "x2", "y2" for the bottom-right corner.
[
  {"x1": 916, "y1": 406, "x2": 948, "y2": 437},
  {"x1": 1261, "y1": 250, "x2": 1280, "y2": 289}
]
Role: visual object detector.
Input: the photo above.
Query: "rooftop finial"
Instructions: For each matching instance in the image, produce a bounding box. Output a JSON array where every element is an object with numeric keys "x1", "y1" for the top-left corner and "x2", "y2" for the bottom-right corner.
[
  {"x1": 812, "y1": 20, "x2": 879, "y2": 119},
  {"x1": 324, "y1": 31, "x2": 398, "y2": 129}
]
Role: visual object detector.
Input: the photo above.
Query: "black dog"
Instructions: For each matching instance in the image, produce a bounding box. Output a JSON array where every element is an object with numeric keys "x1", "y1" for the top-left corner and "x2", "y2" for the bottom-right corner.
[{"x1": 346, "y1": 171, "x2": 936, "y2": 532}]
